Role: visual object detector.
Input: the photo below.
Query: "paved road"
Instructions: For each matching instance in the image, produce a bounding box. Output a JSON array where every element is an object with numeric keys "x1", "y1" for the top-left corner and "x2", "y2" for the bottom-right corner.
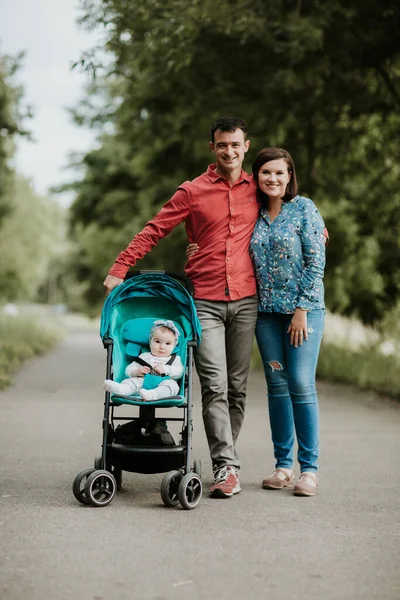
[{"x1": 1, "y1": 321, "x2": 399, "y2": 600}]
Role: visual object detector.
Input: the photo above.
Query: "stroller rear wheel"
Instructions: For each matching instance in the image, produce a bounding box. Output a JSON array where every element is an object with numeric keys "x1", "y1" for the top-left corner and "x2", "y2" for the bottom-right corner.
[
  {"x1": 84, "y1": 470, "x2": 117, "y2": 507},
  {"x1": 161, "y1": 470, "x2": 182, "y2": 507},
  {"x1": 178, "y1": 473, "x2": 202, "y2": 510},
  {"x1": 72, "y1": 468, "x2": 96, "y2": 505}
]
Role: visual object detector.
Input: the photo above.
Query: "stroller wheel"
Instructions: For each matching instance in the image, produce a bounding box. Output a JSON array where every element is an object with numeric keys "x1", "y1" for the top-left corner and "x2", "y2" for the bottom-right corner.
[
  {"x1": 193, "y1": 459, "x2": 202, "y2": 478},
  {"x1": 178, "y1": 473, "x2": 202, "y2": 510},
  {"x1": 84, "y1": 470, "x2": 117, "y2": 507},
  {"x1": 72, "y1": 468, "x2": 96, "y2": 504},
  {"x1": 161, "y1": 470, "x2": 182, "y2": 508}
]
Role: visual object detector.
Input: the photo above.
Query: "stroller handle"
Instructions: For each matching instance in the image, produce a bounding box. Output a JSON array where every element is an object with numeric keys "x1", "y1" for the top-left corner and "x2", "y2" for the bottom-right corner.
[{"x1": 125, "y1": 270, "x2": 194, "y2": 296}]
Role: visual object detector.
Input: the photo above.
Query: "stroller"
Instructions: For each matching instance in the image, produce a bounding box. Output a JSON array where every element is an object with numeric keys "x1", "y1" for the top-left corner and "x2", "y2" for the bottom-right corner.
[{"x1": 72, "y1": 272, "x2": 202, "y2": 510}]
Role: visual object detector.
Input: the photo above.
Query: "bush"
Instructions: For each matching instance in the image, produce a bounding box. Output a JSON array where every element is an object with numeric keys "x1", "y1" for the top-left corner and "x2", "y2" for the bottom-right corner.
[{"x1": 316, "y1": 341, "x2": 400, "y2": 400}]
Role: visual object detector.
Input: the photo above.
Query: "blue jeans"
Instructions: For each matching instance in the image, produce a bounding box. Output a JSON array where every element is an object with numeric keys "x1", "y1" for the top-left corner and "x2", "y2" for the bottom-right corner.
[{"x1": 255, "y1": 310, "x2": 325, "y2": 473}]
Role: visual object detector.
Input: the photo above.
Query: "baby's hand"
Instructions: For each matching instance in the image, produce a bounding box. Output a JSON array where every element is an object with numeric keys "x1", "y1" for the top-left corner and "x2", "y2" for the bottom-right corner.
[
  {"x1": 152, "y1": 363, "x2": 166, "y2": 375},
  {"x1": 138, "y1": 365, "x2": 150, "y2": 377}
]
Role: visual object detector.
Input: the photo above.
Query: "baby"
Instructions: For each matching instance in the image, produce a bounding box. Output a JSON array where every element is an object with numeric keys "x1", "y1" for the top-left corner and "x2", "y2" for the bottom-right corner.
[{"x1": 103, "y1": 319, "x2": 184, "y2": 401}]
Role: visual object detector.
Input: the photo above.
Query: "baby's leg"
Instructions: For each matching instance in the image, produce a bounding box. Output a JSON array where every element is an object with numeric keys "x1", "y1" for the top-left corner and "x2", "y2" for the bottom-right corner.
[
  {"x1": 104, "y1": 377, "x2": 141, "y2": 396},
  {"x1": 139, "y1": 379, "x2": 179, "y2": 401}
]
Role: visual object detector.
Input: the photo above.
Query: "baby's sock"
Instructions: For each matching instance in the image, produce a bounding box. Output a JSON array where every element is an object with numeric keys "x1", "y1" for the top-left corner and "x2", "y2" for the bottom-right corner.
[{"x1": 104, "y1": 380, "x2": 136, "y2": 395}]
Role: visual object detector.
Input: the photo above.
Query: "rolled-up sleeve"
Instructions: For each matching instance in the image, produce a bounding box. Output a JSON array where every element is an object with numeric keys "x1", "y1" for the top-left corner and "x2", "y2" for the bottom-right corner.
[{"x1": 109, "y1": 188, "x2": 191, "y2": 278}]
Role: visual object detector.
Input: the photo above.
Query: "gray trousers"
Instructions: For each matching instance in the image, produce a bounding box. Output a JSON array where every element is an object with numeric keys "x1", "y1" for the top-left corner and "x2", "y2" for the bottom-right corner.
[{"x1": 194, "y1": 296, "x2": 258, "y2": 472}]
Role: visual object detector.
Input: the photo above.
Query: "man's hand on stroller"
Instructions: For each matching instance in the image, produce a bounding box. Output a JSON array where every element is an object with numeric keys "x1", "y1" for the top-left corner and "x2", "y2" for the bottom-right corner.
[{"x1": 103, "y1": 274, "x2": 124, "y2": 296}]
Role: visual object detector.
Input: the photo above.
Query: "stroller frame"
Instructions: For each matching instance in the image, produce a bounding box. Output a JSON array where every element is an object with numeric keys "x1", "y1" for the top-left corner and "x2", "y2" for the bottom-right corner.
[{"x1": 72, "y1": 272, "x2": 203, "y2": 510}]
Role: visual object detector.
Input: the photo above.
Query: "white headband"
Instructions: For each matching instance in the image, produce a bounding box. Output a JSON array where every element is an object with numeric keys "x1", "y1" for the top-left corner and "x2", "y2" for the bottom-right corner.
[{"x1": 150, "y1": 319, "x2": 180, "y2": 343}]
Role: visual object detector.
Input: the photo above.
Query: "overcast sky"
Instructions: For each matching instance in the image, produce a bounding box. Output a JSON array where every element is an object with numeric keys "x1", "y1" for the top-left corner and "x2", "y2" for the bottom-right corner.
[{"x1": 0, "y1": 0, "x2": 99, "y2": 200}]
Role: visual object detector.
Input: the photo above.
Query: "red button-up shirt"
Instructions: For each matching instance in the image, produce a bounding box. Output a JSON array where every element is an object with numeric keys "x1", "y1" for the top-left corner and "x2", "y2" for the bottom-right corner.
[{"x1": 109, "y1": 164, "x2": 259, "y2": 301}]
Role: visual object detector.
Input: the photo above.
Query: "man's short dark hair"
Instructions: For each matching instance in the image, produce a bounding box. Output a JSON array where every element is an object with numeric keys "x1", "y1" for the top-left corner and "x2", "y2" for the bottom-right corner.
[{"x1": 210, "y1": 116, "x2": 248, "y2": 143}]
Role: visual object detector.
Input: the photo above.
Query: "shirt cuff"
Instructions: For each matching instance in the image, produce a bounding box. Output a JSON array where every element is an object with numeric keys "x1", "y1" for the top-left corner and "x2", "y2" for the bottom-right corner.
[{"x1": 109, "y1": 262, "x2": 130, "y2": 279}]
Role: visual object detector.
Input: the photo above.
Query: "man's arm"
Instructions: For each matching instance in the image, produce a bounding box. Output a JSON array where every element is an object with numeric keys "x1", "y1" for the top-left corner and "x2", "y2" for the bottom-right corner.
[{"x1": 103, "y1": 187, "x2": 190, "y2": 294}]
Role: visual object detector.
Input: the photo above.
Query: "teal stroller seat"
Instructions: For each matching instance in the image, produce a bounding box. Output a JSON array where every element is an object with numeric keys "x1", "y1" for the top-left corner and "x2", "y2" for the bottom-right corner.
[
  {"x1": 72, "y1": 272, "x2": 203, "y2": 510},
  {"x1": 109, "y1": 316, "x2": 186, "y2": 407}
]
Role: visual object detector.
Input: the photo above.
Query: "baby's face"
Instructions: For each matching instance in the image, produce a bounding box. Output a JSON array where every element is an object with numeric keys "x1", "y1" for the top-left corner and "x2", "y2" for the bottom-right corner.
[{"x1": 150, "y1": 328, "x2": 176, "y2": 357}]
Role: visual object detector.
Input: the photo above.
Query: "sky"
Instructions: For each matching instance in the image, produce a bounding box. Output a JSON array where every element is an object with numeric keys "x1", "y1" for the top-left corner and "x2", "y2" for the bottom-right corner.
[{"x1": 0, "y1": 0, "x2": 99, "y2": 201}]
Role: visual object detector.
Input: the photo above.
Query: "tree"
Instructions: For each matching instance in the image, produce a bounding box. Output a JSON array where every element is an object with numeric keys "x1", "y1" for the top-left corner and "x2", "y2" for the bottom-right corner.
[
  {"x1": 0, "y1": 52, "x2": 29, "y2": 224},
  {"x1": 68, "y1": 0, "x2": 400, "y2": 322},
  {"x1": 0, "y1": 176, "x2": 67, "y2": 302}
]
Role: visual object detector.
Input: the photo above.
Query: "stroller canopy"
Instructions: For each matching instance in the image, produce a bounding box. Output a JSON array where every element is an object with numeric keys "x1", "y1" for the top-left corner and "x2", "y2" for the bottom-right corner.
[{"x1": 100, "y1": 273, "x2": 201, "y2": 344}]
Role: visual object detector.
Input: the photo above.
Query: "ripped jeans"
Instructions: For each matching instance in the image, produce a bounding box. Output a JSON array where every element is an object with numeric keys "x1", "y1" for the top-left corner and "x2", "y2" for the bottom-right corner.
[{"x1": 255, "y1": 310, "x2": 325, "y2": 473}]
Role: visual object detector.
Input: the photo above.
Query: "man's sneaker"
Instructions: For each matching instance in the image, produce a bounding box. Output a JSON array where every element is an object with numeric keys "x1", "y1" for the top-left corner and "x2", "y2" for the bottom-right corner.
[{"x1": 209, "y1": 466, "x2": 241, "y2": 498}]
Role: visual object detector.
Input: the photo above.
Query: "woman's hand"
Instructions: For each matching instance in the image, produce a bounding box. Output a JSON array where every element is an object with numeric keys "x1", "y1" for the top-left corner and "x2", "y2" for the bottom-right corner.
[
  {"x1": 287, "y1": 308, "x2": 308, "y2": 348},
  {"x1": 186, "y1": 243, "x2": 199, "y2": 259}
]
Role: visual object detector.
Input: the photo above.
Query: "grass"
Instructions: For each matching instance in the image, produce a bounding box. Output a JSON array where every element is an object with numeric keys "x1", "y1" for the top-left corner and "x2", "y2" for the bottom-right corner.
[
  {"x1": 317, "y1": 341, "x2": 400, "y2": 400},
  {"x1": 0, "y1": 313, "x2": 63, "y2": 390},
  {"x1": 251, "y1": 338, "x2": 400, "y2": 402}
]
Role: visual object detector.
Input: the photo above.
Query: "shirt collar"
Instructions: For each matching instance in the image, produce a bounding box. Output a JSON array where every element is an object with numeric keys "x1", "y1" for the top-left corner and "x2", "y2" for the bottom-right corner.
[
  {"x1": 206, "y1": 164, "x2": 252, "y2": 184},
  {"x1": 260, "y1": 195, "x2": 299, "y2": 223},
  {"x1": 260, "y1": 195, "x2": 299, "y2": 214}
]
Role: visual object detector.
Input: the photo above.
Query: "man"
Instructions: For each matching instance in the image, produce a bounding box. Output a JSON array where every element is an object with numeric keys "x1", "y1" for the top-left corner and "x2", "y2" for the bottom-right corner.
[{"x1": 104, "y1": 116, "x2": 259, "y2": 498}]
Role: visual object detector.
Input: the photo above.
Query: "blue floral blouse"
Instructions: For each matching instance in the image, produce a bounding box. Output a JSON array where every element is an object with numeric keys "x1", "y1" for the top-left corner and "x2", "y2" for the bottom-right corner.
[{"x1": 250, "y1": 195, "x2": 326, "y2": 314}]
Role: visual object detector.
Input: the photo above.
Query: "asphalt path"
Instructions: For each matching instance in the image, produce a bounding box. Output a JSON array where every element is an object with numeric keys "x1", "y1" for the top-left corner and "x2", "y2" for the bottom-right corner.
[{"x1": 1, "y1": 319, "x2": 399, "y2": 600}]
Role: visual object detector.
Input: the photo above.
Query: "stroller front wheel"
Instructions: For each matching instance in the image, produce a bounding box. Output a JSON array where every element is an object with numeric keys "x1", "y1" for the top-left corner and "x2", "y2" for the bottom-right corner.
[
  {"x1": 84, "y1": 470, "x2": 117, "y2": 507},
  {"x1": 161, "y1": 470, "x2": 182, "y2": 507},
  {"x1": 72, "y1": 468, "x2": 96, "y2": 504},
  {"x1": 178, "y1": 473, "x2": 202, "y2": 510}
]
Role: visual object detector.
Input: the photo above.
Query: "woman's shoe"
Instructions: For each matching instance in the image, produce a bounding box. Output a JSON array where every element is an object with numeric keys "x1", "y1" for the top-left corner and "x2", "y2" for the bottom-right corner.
[
  {"x1": 293, "y1": 472, "x2": 318, "y2": 496},
  {"x1": 262, "y1": 469, "x2": 294, "y2": 489}
]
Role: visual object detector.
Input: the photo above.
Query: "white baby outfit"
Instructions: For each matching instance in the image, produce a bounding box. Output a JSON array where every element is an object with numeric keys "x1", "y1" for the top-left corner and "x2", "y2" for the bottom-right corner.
[{"x1": 104, "y1": 352, "x2": 184, "y2": 400}]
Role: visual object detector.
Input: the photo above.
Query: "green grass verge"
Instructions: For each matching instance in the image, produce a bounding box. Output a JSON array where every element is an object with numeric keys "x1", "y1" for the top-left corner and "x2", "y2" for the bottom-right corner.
[
  {"x1": 316, "y1": 341, "x2": 400, "y2": 400},
  {"x1": 251, "y1": 339, "x2": 400, "y2": 401},
  {"x1": 0, "y1": 314, "x2": 63, "y2": 390}
]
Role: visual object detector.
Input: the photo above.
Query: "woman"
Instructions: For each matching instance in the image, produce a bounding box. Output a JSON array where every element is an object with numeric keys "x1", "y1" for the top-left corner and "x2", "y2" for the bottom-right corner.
[{"x1": 250, "y1": 147, "x2": 326, "y2": 496}]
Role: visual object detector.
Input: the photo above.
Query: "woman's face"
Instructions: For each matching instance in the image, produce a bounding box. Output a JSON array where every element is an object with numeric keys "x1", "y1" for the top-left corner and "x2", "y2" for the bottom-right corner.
[{"x1": 257, "y1": 158, "x2": 291, "y2": 200}]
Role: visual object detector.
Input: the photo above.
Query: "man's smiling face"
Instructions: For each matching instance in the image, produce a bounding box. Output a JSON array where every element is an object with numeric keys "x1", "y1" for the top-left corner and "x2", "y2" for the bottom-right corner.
[{"x1": 210, "y1": 128, "x2": 250, "y2": 176}]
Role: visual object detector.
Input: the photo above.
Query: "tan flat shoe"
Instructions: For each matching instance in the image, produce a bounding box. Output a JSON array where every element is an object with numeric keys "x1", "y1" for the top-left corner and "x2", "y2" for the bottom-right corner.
[
  {"x1": 293, "y1": 472, "x2": 318, "y2": 496},
  {"x1": 262, "y1": 469, "x2": 294, "y2": 490}
]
